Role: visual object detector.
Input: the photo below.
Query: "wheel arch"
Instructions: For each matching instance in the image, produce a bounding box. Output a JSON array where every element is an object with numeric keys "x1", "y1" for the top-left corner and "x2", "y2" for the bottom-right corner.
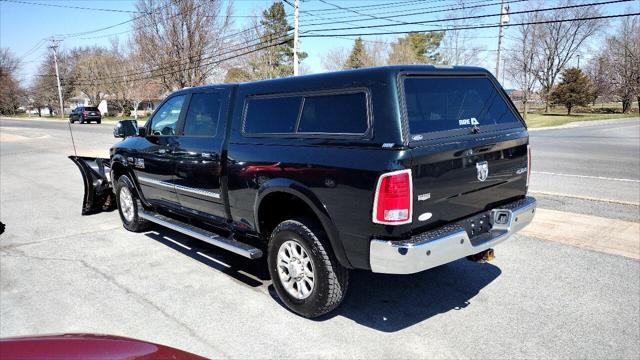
[
  {"x1": 110, "y1": 156, "x2": 151, "y2": 207},
  {"x1": 254, "y1": 178, "x2": 352, "y2": 269}
]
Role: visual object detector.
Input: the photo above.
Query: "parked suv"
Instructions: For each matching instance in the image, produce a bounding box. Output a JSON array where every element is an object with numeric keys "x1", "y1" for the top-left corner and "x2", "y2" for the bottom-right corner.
[
  {"x1": 70, "y1": 65, "x2": 536, "y2": 318},
  {"x1": 70, "y1": 106, "x2": 102, "y2": 124}
]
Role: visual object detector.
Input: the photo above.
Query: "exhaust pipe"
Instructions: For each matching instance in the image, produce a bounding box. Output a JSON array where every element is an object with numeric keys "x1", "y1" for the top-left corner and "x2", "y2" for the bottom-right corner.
[{"x1": 467, "y1": 248, "x2": 495, "y2": 263}]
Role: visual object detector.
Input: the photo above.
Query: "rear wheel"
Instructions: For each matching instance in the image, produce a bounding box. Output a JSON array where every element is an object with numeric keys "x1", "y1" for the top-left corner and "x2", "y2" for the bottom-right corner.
[
  {"x1": 96, "y1": 119, "x2": 101, "y2": 124},
  {"x1": 268, "y1": 218, "x2": 349, "y2": 318},
  {"x1": 115, "y1": 175, "x2": 149, "y2": 232}
]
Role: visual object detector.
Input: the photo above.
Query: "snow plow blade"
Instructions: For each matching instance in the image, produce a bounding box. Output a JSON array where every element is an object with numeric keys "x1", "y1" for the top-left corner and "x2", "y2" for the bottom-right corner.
[{"x1": 69, "y1": 156, "x2": 116, "y2": 215}]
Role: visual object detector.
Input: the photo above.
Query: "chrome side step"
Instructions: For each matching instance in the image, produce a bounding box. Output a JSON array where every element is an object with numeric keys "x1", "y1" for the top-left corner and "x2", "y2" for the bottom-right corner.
[{"x1": 138, "y1": 210, "x2": 263, "y2": 259}]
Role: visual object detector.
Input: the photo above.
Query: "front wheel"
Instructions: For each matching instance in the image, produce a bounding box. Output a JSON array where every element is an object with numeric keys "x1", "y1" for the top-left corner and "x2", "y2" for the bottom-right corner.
[
  {"x1": 268, "y1": 218, "x2": 349, "y2": 318},
  {"x1": 115, "y1": 175, "x2": 149, "y2": 232}
]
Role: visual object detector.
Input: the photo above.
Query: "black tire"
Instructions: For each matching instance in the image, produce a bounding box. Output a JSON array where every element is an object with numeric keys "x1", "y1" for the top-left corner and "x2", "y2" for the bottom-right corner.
[
  {"x1": 114, "y1": 175, "x2": 149, "y2": 232},
  {"x1": 96, "y1": 119, "x2": 101, "y2": 124},
  {"x1": 268, "y1": 217, "x2": 349, "y2": 318}
]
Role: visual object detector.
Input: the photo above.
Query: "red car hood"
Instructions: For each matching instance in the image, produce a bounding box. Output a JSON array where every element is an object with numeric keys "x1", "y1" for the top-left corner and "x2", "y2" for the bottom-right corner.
[{"x1": 0, "y1": 333, "x2": 206, "y2": 360}]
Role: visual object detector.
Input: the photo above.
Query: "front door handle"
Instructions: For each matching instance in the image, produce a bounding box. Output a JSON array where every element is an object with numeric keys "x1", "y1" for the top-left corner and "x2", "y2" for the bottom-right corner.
[
  {"x1": 201, "y1": 152, "x2": 219, "y2": 161},
  {"x1": 157, "y1": 148, "x2": 170, "y2": 155}
]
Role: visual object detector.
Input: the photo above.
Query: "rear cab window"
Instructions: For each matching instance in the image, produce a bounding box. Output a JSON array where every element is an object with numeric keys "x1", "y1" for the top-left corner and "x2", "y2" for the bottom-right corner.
[
  {"x1": 401, "y1": 75, "x2": 524, "y2": 141},
  {"x1": 243, "y1": 90, "x2": 370, "y2": 137},
  {"x1": 84, "y1": 107, "x2": 99, "y2": 112}
]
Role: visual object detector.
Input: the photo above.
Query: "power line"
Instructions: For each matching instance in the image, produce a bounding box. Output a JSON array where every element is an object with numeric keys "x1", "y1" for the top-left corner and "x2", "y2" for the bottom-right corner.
[
  {"x1": 301, "y1": 11, "x2": 640, "y2": 37},
  {"x1": 299, "y1": 0, "x2": 479, "y2": 22},
  {"x1": 302, "y1": 0, "x2": 526, "y2": 28},
  {"x1": 302, "y1": 0, "x2": 633, "y2": 33},
  {"x1": 317, "y1": 0, "x2": 409, "y2": 26},
  {"x1": 1, "y1": 0, "x2": 291, "y2": 18},
  {"x1": 301, "y1": 0, "x2": 453, "y2": 15},
  {"x1": 69, "y1": 31, "x2": 294, "y2": 86},
  {"x1": 1, "y1": 0, "x2": 139, "y2": 13},
  {"x1": 18, "y1": 38, "x2": 47, "y2": 60},
  {"x1": 54, "y1": 0, "x2": 177, "y2": 39},
  {"x1": 87, "y1": 26, "x2": 293, "y2": 83}
]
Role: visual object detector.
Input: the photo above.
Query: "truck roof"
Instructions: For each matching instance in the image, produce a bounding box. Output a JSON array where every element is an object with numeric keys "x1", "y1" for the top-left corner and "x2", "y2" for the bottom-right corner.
[{"x1": 177, "y1": 65, "x2": 493, "y2": 95}]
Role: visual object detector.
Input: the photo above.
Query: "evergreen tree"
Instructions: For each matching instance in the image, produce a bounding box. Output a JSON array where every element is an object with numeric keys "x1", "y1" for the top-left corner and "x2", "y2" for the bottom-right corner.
[
  {"x1": 344, "y1": 37, "x2": 370, "y2": 69},
  {"x1": 550, "y1": 67, "x2": 593, "y2": 115},
  {"x1": 388, "y1": 32, "x2": 444, "y2": 64},
  {"x1": 247, "y1": 1, "x2": 306, "y2": 79}
]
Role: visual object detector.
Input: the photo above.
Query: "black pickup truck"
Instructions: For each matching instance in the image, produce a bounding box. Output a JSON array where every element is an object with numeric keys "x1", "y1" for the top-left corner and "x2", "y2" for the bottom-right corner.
[{"x1": 71, "y1": 65, "x2": 536, "y2": 318}]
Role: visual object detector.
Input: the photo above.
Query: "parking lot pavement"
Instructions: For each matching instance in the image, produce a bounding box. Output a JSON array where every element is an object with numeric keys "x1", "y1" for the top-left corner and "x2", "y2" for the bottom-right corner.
[{"x1": 1, "y1": 118, "x2": 639, "y2": 358}]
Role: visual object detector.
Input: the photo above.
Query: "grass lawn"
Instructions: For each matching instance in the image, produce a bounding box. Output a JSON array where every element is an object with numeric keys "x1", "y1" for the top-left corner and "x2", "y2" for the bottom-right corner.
[{"x1": 523, "y1": 112, "x2": 638, "y2": 128}]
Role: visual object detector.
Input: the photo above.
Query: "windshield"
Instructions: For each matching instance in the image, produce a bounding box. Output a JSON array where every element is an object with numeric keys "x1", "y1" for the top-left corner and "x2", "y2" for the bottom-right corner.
[{"x1": 403, "y1": 76, "x2": 522, "y2": 136}]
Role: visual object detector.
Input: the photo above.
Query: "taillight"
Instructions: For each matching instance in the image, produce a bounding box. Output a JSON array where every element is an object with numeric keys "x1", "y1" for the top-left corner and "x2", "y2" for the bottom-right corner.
[
  {"x1": 373, "y1": 169, "x2": 413, "y2": 225},
  {"x1": 527, "y1": 145, "x2": 531, "y2": 188},
  {"x1": 83, "y1": 111, "x2": 88, "y2": 117}
]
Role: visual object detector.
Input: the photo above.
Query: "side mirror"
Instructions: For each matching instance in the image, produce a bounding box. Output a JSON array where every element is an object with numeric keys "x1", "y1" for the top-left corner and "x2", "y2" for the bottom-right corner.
[{"x1": 114, "y1": 120, "x2": 138, "y2": 138}]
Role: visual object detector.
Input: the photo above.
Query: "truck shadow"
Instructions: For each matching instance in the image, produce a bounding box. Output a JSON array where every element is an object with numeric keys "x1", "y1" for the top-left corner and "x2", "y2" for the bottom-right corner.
[
  {"x1": 323, "y1": 261, "x2": 502, "y2": 332},
  {"x1": 144, "y1": 226, "x2": 270, "y2": 288},
  {"x1": 144, "y1": 225, "x2": 501, "y2": 332}
]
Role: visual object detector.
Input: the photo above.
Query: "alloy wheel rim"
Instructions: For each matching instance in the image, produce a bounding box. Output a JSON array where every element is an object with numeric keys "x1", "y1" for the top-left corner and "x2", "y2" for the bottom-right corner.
[
  {"x1": 277, "y1": 240, "x2": 315, "y2": 300},
  {"x1": 119, "y1": 187, "x2": 135, "y2": 222}
]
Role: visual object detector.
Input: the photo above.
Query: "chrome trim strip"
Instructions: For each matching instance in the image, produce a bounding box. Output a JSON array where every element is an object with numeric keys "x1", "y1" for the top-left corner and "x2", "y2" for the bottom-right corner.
[
  {"x1": 175, "y1": 184, "x2": 221, "y2": 199},
  {"x1": 138, "y1": 176, "x2": 222, "y2": 199},
  {"x1": 369, "y1": 196, "x2": 537, "y2": 274},
  {"x1": 137, "y1": 176, "x2": 174, "y2": 189}
]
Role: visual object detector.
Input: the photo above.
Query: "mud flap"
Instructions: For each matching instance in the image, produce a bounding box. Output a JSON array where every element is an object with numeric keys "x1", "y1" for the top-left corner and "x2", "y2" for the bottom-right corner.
[{"x1": 69, "y1": 156, "x2": 116, "y2": 215}]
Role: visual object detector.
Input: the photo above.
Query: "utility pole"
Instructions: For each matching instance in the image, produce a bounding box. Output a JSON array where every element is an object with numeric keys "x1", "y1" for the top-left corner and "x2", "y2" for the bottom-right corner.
[
  {"x1": 50, "y1": 37, "x2": 77, "y2": 155},
  {"x1": 495, "y1": 0, "x2": 509, "y2": 81},
  {"x1": 293, "y1": 0, "x2": 300, "y2": 76},
  {"x1": 50, "y1": 38, "x2": 65, "y2": 119}
]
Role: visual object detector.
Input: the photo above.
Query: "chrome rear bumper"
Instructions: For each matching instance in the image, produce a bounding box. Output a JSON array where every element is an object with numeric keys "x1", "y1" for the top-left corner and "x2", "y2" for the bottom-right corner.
[{"x1": 369, "y1": 196, "x2": 537, "y2": 274}]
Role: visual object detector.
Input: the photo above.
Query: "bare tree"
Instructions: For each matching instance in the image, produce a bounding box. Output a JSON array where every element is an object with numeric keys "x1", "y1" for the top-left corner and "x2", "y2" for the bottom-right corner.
[
  {"x1": 321, "y1": 46, "x2": 349, "y2": 71},
  {"x1": 70, "y1": 46, "x2": 122, "y2": 105},
  {"x1": 506, "y1": 12, "x2": 542, "y2": 121},
  {"x1": 601, "y1": 15, "x2": 640, "y2": 113},
  {"x1": 584, "y1": 54, "x2": 611, "y2": 105},
  {"x1": 30, "y1": 51, "x2": 75, "y2": 116},
  {"x1": 532, "y1": 0, "x2": 603, "y2": 111},
  {"x1": 440, "y1": 0, "x2": 485, "y2": 66},
  {"x1": 0, "y1": 48, "x2": 25, "y2": 115},
  {"x1": 133, "y1": 0, "x2": 234, "y2": 91}
]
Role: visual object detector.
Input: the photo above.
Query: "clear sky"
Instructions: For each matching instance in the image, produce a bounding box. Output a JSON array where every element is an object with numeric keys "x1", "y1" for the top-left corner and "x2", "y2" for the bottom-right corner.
[{"x1": 1, "y1": 0, "x2": 637, "y2": 89}]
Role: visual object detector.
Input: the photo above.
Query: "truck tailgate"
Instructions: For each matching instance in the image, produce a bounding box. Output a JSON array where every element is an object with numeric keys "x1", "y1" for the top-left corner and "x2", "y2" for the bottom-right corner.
[{"x1": 410, "y1": 135, "x2": 529, "y2": 232}]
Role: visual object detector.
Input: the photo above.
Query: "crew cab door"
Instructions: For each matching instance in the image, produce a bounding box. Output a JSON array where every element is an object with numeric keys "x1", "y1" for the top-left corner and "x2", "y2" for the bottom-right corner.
[
  {"x1": 135, "y1": 94, "x2": 187, "y2": 206},
  {"x1": 172, "y1": 89, "x2": 229, "y2": 221}
]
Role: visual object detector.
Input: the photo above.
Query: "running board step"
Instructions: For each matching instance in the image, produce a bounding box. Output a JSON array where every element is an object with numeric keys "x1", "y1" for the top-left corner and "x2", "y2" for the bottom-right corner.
[{"x1": 138, "y1": 210, "x2": 263, "y2": 259}]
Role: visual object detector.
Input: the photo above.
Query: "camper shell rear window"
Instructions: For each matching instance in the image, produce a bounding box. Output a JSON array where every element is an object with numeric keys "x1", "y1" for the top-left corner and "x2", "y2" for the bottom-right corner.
[{"x1": 401, "y1": 75, "x2": 523, "y2": 140}]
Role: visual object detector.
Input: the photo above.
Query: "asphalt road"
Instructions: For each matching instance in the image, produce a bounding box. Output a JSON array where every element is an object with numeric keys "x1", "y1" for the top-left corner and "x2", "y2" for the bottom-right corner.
[
  {"x1": 529, "y1": 118, "x2": 640, "y2": 205},
  {"x1": 1, "y1": 117, "x2": 639, "y2": 358}
]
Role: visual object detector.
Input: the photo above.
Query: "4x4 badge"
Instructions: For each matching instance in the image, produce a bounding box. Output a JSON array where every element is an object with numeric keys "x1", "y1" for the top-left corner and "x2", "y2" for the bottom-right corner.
[{"x1": 476, "y1": 161, "x2": 489, "y2": 182}]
